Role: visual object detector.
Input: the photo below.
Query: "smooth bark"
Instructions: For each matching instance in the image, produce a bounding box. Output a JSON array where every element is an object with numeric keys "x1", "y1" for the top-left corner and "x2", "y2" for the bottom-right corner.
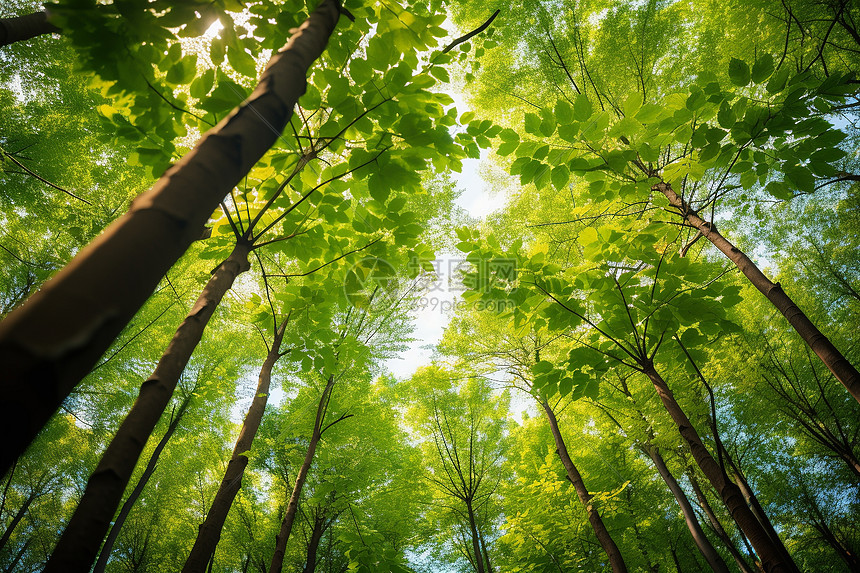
[
  {"x1": 655, "y1": 182, "x2": 860, "y2": 406},
  {"x1": 539, "y1": 399, "x2": 629, "y2": 573},
  {"x1": 93, "y1": 397, "x2": 191, "y2": 573},
  {"x1": 688, "y1": 472, "x2": 758, "y2": 573},
  {"x1": 269, "y1": 375, "x2": 335, "y2": 573},
  {"x1": 0, "y1": 12, "x2": 59, "y2": 46},
  {"x1": 641, "y1": 363, "x2": 788, "y2": 572},
  {"x1": 640, "y1": 443, "x2": 730, "y2": 573},
  {"x1": 183, "y1": 322, "x2": 287, "y2": 572},
  {"x1": 0, "y1": 0, "x2": 343, "y2": 476},
  {"x1": 45, "y1": 243, "x2": 251, "y2": 572},
  {"x1": 466, "y1": 503, "x2": 486, "y2": 573}
]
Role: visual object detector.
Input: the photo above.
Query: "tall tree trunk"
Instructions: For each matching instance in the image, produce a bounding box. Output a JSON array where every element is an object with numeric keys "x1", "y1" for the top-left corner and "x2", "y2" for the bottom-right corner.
[
  {"x1": 3, "y1": 536, "x2": 31, "y2": 573},
  {"x1": 183, "y1": 321, "x2": 287, "y2": 572},
  {"x1": 0, "y1": 491, "x2": 35, "y2": 553},
  {"x1": 725, "y1": 459, "x2": 799, "y2": 573},
  {"x1": 466, "y1": 501, "x2": 486, "y2": 573},
  {"x1": 0, "y1": 0, "x2": 344, "y2": 477},
  {"x1": 478, "y1": 526, "x2": 493, "y2": 573},
  {"x1": 93, "y1": 397, "x2": 191, "y2": 573},
  {"x1": 269, "y1": 375, "x2": 335, "y2": 573},
  {"x1": 687, "y1": 471, "x2": 756, "y2": 573},
  {"x1": 45, "y1": 243, "x2": 251, "y2": 573},
  {"x1": 539, "y1": 399, "x2": 629, "y2": 573},
  {"x1": 0, "y1": 12, "x2": 59, "y2": 46},
  {"x1": 655, "y1": 182, "x2": 860, "y2": 405},
  {"x1": 641, "y1": 363, "x2": 788, "y2": 573},
  {"x1": 302, "y1": 513, "x2": 326, "y2": 573},
  {"x1": 640, "y1": 443, "x2": 730, "y2": 573}
]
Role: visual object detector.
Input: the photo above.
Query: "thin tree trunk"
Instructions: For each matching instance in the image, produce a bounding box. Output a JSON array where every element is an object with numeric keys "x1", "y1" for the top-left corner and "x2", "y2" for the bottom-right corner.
[
  {"x1": 269, "y1": 376, "x2": 335, "y2": 573},
  {"x1": 466, "y1": 502, "x2": 486, "y2": 573},
  {"x1": 45, "y1": 243, "x2": 251, "y2": 573},
  {"x1": 183, "y1": 321, "x2": 287, "y2": 572},
  {"x1": 726, "y1": 460, "x2": 799, "y2": 573},
  {"x1": 656, "y1": 182, "x2": 860, "y2": 405},
  {"x1": 478, "y1": 526, "x2": 493, "y2": 573},
  {"x1": 0, "y1": 491, "x2": 35, "y2": 553},
  {"x1": 3, "y1": 536, "x2": 31, "y2": 573},
  {"x1": 687, "y1": 472, "x2": 756, "y2": 573},
  {"x1": 0, "y1": 0, "x2": 344, "y2": 476},
  {"x1": 640, "y1": 443, "x2": 730, "y2": 573},
  {"x1": 0, "y1": 12, "x2": 59, "y2": 46},
  {"x1": 641, "y1": 364, "x2": 788, "y2": 572},
  {"x1": 302, "y1": 514, "x2": 326, "y2": 573},
  {"x1": 539, "y1": 399, "x2": 629, "y2": 573},
  {"x1": 93, "y1": 397, "x2": 191, "y2": 573}
]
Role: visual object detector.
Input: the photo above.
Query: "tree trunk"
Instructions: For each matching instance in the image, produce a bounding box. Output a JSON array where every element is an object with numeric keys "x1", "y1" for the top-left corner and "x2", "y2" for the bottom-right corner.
[
  {"x1": 302, "y1": 514, "x2": 326, "y2": 573},
  {"x1": 0, "y1": 12, "x2": 59, "y2": 46},
  {"x1": 539, "y1": 399, "x2": 629, "y2": 573},
  {"x1": 726, "y1": 460, "x2": 799, "y2": 573},
  {"x1": 0, "y1": 0, "x2": 343, "y2": 477},
  {"x1": 3, "y1": 536, "x2": 31, "y2": 573},
  {"x1": 269, "y1": 376, "x2": 335, "y2": 573},
  {"x1": 44, "y1": 243, "x2": 251, "y2": 573},
  {"x1": 641, "y1": 364, "x2": 788, "y2": 572},
  {"x1": 478, "y1": 526, "x2": 493, "y2": 573},
  {"x1": 0, "y1": 491, "x2": 35, "y2": 553},
  {"x1": 687, "y1": 473, "x2": 756, "y2": 573},
  {"x1": 640, "y1": 442, "x2": 729, "y2": 573},
  {"x1": 655, "y1": 182, "x2": 860, "y2": 405},
  {"x1": 183, "y1": 322, "x2": 287, "y2": 572},
  {"x1": 466, "y1": 501, "x2": 486, "y2": 573},
  {"x1": 93, "y1": 397, "x2": 191, "y2": 573}
]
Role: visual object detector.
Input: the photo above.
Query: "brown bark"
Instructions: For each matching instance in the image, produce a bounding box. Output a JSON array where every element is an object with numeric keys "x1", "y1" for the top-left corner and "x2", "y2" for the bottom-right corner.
[
  {"x1": 640, "y1": 442, "x2": 730, "y2": 573},
  {"x1": 655, "y1": 182, "x2": 860, "y2": 406},
  {"x1": 269, "y1": 375, "x2": 335, "y2": 573},
  {"x1": 0, "y1": 12, "x2": 59, "y2": 46},
  {"x1": 641, "y1": 364, "x2": 788, "y2": 572},
  {"x1": 539, "y1": 399, "x2": 629, "y2": 573},
  {"x1": 93, "y1": 397, "x2": 191, "y2": 573},
  {"x1": 44, "y1": 243, "x2": 251, "y2": 573},
  {"x1": 688, "y1": 473, "x2": 757, "y2": 573},
  {"x1": 302, "y1": 512, "x2": 326, "y2": 573},
  {"x1": 183, "y1": 322, "x2": 287, "y2": 572},
  {"x1": 726, "y1": 461, "x2": 800, "y2": 573},
  {"x1": 0, "y1": 0, "x2": 343, "y2": 476},
  {"x1": 466, "y1": 503, "x2": 486, "y2": 573}
]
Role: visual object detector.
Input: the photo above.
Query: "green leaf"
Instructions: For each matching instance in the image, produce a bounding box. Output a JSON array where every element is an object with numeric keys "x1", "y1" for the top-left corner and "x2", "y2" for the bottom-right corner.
[
  {"x1": 227, "y1": 45, "x2": 258, "y2": 78},
  {"x1": 551, "y1": 165, "x2": 570, "y2": 191},
  {"x1": 728, "y1": 58, "x2": 751, "y2": 86},
  {"x1": 574, "y1": 94, "x2": 592, "y2": 121},
  {"x1": 751, "y1": 54, "x2": 774, "y2": 83},
  {"x1": 524, "y1": 113, "x2": 541, "y2": 135}
]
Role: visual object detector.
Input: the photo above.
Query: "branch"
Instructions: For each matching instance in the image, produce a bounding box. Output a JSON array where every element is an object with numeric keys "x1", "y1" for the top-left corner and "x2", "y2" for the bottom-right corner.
[{"x1": 442, "y1": 10, "x2": 500, "y2": 53}]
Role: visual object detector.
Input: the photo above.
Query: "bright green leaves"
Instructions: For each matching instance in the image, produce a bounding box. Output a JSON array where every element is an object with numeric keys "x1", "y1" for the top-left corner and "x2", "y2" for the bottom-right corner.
[
  {"x1": 574, "y1": 93, "x2": 593, "y2": 121},
  {"x1": 728, "y1": 58, "x2": 751, "y2": 86}
]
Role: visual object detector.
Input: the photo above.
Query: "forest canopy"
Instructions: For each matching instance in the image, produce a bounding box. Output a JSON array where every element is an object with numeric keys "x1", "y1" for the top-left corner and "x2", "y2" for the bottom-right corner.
[{"x1": 0, "y1": 0, "x2": 859, "y2": 572}]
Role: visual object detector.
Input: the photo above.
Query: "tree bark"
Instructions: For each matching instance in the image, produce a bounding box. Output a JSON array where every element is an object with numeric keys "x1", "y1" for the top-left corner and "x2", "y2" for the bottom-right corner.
[
  {"x1": 0, "y1": 491, "x2": 35, "y2": 553},
  {"x1": 640, "y1": 442, "x2": 730, "y2": 573},
  {"x1": 183, "y1": 322, "x2": 287, "y2": 572},
  {"x1": 44, "y1": 243, "x2": 251, "y2": 573},
  {"x1": 726, "y1": 460, "x2": 799, "y2": 573},
  {"x1": 269, "y1": 375, "x2": 335, "y2": 573},
  {"x1": 539, "y1": 399, "x2": 629, "y2": 573},
  {"x1": 93, "y1": 397, "x2": 191, "y2": 573},
  {"x1": 302, "y1": 513, "x2": 326, "y2": 573},
  {"x1": 0, "y1": 0, "x2": 343, "y2": 476},
  {"x1": 687, "y1": 473, "x2": 757, "y2": 573},
  {"x1": 466, "y1": 502, "x2": 486, "y2": 573},
  {"x1": 641, "y1": 364, "x2": 788, "y2": 573},
  {"x1": 0, "y1": 12, "x2": 59, "y2": 46},
  {"x1": 3, "y1": 536, "x2": 31, "y2": 573},
  {"x1": 655, "y1": 182, "x2": 860, "y2": 406}
]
